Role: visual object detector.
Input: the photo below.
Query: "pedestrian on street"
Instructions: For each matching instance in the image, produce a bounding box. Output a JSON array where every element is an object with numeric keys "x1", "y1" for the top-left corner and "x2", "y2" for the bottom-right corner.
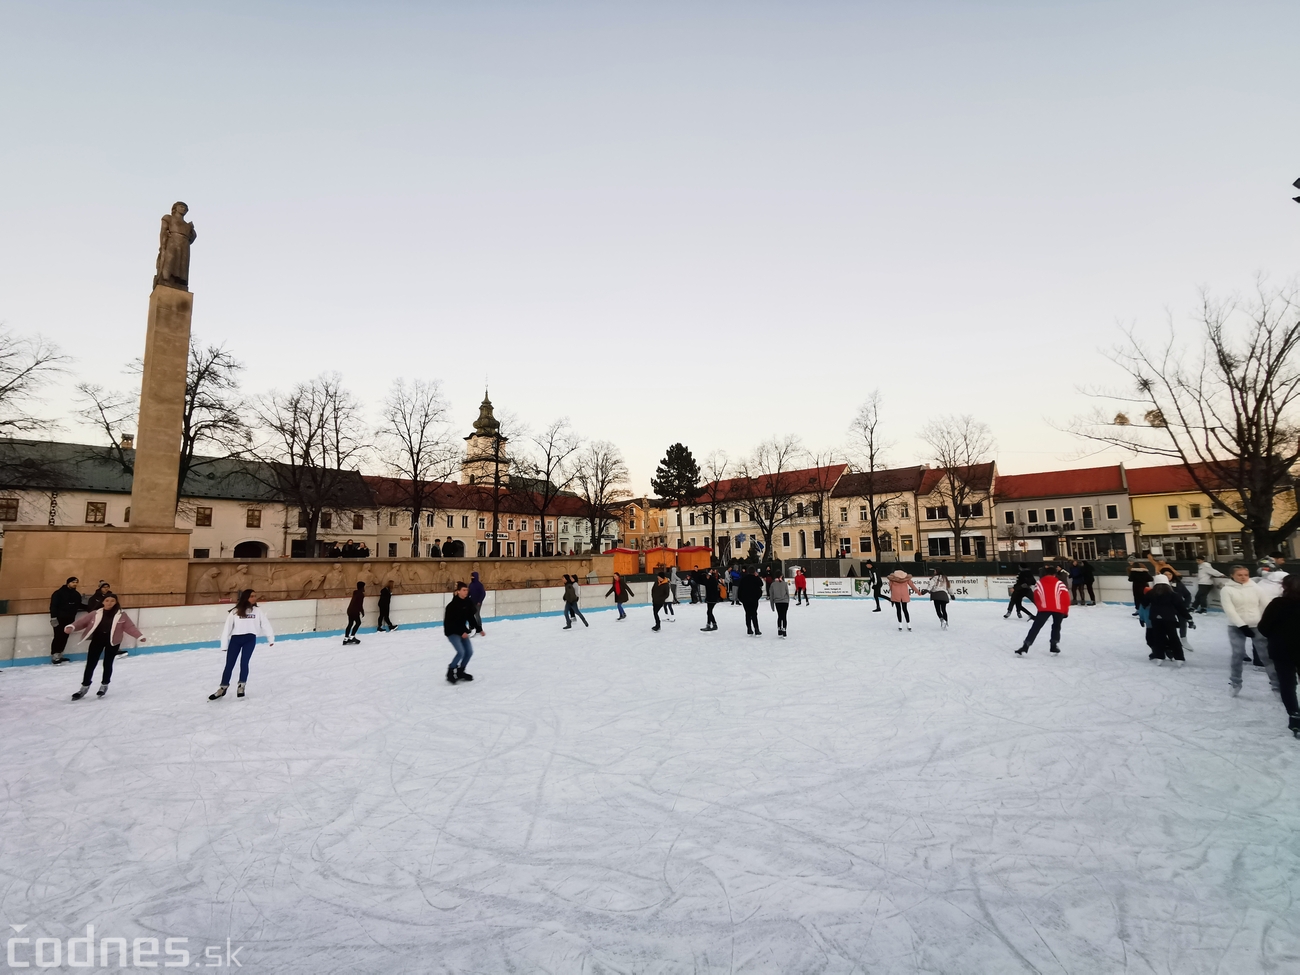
[
  {"x1": 737, "y1": 566, "x2": 765, "y2": 636},
  {"x1": 768, "y1": 573, "x2": 791, "y2": 637},
  {"x1": 343, "y1": 581, "x2": 365, "y2": 645},
  {"x1": 605, "y1": 572, "x2": 634, "y2": 620},
  {"x1": 48, "y1": 576, "x2": 83, "y2": 666},
  {"x1": 1015, "y1": 566, "x2": 1071, "y2": 656},
  {"x1": 444, "y1": 581, "x2": 480, "y2": 684},
  {"x1": 208, "y1": 588, "x2": 274, "y2": 700},
  {"x1": 1193, "y1": 556, "x2": 1224, "y2": 613},
  {"x1": 1220, "y1": 565, "x2": 1278, "y2": 697},
  {"x1": 376, "y1": 581, "x2": 397, "y2": 632},
  {"x1": 65, "y1": 593, "x2": 146, "y2": 699},
  {"x1": 794, "y1": 569, "x2": 809, "y2": 605},
  {"x1": 1255, "y1": 573, "x2": 1300, "y2": 737},
  {"x1": 887, "y1": 569, "x2": 921, "y2": 631}
]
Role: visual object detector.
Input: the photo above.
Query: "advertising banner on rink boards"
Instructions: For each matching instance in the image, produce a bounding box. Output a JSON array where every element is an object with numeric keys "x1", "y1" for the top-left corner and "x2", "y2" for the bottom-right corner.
[
  {"x1": 941, "y1": 576, "x2": 988, "y2": 600},
  {"x1": 813, "y1": 578, "x2": 855, "y2": 597}
]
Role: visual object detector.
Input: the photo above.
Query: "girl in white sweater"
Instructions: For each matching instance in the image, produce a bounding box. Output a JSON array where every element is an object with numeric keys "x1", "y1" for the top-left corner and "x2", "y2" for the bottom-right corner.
[{"x1": 210, "y1": 589, "x2": 275, "y2": 700}]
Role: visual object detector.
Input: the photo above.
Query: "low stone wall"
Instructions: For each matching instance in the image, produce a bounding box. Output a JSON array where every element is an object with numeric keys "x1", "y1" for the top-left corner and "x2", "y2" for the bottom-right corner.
[{"x1": 0, "y1": 580, "x2": 643, "y2": 665}]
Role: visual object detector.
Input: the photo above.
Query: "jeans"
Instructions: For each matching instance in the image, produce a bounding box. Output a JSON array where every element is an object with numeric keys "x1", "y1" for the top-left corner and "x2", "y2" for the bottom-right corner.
[
  {"x1": 616, "y1": 602, "x2": 626, "y2": 619},
  {"x1": 1194, "y1": 585, "x2": 1212, "y2": 611},
  {"x1": 1228, "y1": 627, "x2": 1277, "y2": 689},
  {"x1": 565, "y1": 603, "x2": 587, "y2": 626},
  {"x1": 82, "y1": 636, "x2": 120, "y2": 686},
  {"x1": 221, "y1": 633, "x2": 257, "y2": 685},
  {"x1": 1022, "y1": 611, "x2": 1064, "y2": 650},
  {"x1": 446, "y1": 634, "x2": 473, "y2": 670}
]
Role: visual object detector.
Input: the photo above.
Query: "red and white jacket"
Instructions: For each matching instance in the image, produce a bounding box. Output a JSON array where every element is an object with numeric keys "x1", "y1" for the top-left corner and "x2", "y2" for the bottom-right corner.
[
  {"x1": 1032, "y1": 575, "x2": 1071, "y2": 616},
  {"x1": 64, "y1": 608, "x2": 146, "y2": 646}
]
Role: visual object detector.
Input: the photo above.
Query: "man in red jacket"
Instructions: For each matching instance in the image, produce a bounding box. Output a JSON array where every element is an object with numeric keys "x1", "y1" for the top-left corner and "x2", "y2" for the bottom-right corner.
[
  {"x1": 1015, "y1": 565, "x2": 1071, "y2": 655},
  {"x1": 794, "y1": 569, "x2": 809, "y2": 605}
]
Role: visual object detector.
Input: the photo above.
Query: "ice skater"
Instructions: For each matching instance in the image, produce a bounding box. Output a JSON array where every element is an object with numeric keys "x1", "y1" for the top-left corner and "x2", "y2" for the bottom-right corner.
[
  {"x1": 344, "y1": 581, "x2": 365, "y2": 645},
  {"x1": 1004, "y1": 567, "x2": 1037, "y2": 620},
  {"x1": 605, "y1": 572, "x2": 634, "y2": 620},
  {"x1": 793, "y1": 568, "x2": 809, "y2": 605},
  {"x1": 1144, "y1": 575, "x2": 1189, "y2": 665},
  {"x1": 887, "y1": 569, "x2": 920, "y2": 631},
  {"x1": 929, "y1": 571, "x2": 951, "y2": 629},
  {"x1": 209, "y1": 588, "x2": 275, "y2": 700},
  {"x1": 562, "y1": 575, "x2": 589, "y2": 629},
  {"x1": 375, "y1": 581, "x2": 397, "y2": 631},
  {"x1": 48, "y1": 576, "x2": 83, "y2": 666},
  {"x1": 1015, "y1": 566, "x2": 1070, "y2": 655},
  {"x1": 1256, "y1": 574, "x2": 1300, "y2": 737},
  {"x1": 701, "y1": 569, "x2": 720, "y2": 631},
  {"x1": 864, "y1": 560, "x2": 883, "y2": 612},
  {"x1": 1220, "y1": 565, "x2": 1278, "y2": 697},
  {"x1": 469, "y1": 571, "x2": 487, "y2": 631},
  {"x1": 444, "y1": 581, "x2": 482, "y2": 684},
  {"x1": 1193, "y1": 555, "x2": 1224, "y2": 613},
  {"x1": 65, "y1": 593, "x2": 146, "y2": 699},
  {"x1": 651, "y1": 572, "x2": 671, "y2": 631},
  {"x1": 737, "y1": 566, "x2": 764, "y2": 635},
  {"x1": 768, "y1": 572, "x2": 791, "y2": 637}
]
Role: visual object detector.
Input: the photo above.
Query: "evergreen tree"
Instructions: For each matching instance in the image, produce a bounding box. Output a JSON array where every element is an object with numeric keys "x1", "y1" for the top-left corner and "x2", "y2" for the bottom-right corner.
[{"x1": 651, "y1": 443, "x2": 701, "y2": 545}]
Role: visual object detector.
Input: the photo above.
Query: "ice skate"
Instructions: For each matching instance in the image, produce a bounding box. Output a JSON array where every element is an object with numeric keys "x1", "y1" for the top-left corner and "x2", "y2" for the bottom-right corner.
[
  {"x1": 906, "y1": 624, "x2": 912, "y2": 631},
  {"x1": 71, "y1": 685, "x2": 90, "y2": 700},
  {"x1": 1289, "y1": 712, "x2": 1300, "y2": 739},
  {"x1": 1049, "y1": 647, "x2": 1060, "y2": 654},
  {"x1": 897, "y1": 624, "x2": 902, "y2": 631},
  {"x1": 456, "y1": 667, "x2": 473, "y2": 681},
  {"x1": 1230, "y1": 684, "x2": 1241, "y2": 697},
  {"x1": 51, "y1": 654, "x2": 66, "y2": 665},
  {"x1": 237, "y1": 683, "x2": 245, "y2": 698},
  {"x1": 563, "y1": 623, "x2": 572, "y2": 630},
  {"x1": 1175, "y1": 660, "x2": 1184, "y2": 668},
  {"x1": 1003, "y1": 612, "x2": 1011, "y2": 619},
  {"x1": 96, "y1": 684, "x2": 108, "y2": 696},
  {"x1": 1015, "y1": 646, "x2": 1027, "y2": 655},
  {"x1": 652, "y1": 624, "x2": 660, "y2": 631},
  {"x1": 446, "y1": 666, "x2": 458, "y2": 685},
  {"x1": 209, "y1": 685, "x2": 227, "y2": 700}
]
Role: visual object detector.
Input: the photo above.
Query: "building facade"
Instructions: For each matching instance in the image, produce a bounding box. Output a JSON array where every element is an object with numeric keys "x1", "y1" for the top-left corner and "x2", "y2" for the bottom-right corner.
[{"x1": 993, "y1": 465, "x2": 1134, "y2": 561}]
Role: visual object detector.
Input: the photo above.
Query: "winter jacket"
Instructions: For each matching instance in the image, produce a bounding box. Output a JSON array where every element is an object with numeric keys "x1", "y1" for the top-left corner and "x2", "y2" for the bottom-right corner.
[
  {"x1": 1145, "y1": 584, "x2": 1189, "y2": 625},
  {"x1": 1080, "y1": 562, "x2": 1095, "y2": 584},
  {"x1": 1257, "y1": 596, "x2": 1300, "y2": 664},
  {"x1": 86, "y1": 589, "x2": 113, "y2": 612},
  {"x1": 378, "y1": 586, "x2": 392, "y2": 609},
  {"x1": 65, "y1": 607, "x2": 144, "y2": 646},
  {"x1": 1257, "y1": 569, "x2": 1288, "y2": 604},
  {"x1": 1195, "y1": 562, "x2": 1225, "y2": 586},
  {"x1": 563, "y1": 580, "x2": 579, "y2": 604},
  {"x1": 651, "y1": 581, "x2": 671, "y2": 609},
  {"x1": 768, "y1": 578, "x2": 791, "y2": 603},
  {"x1": 1031, "y1": 576, "x2": 1071, "y2": 616},
  {"x1": 444, "y1": 594, "x2": 479, "y2": 636},
  {"x1": 728, "y1": 569, "x2": 741, "y2": 588},
  {"x1": 704, "y1": 577, "x2": 721, "y2": 603},
  {"x1": 793, "y1": 572, "x2": 807, "y2": 591},
  {"x1": 220, "y1": 606, "x2": 276, "y2": 649},
  {"x1": 928, "y1": 579, "x2": 951, "y2": 603},
  {"x1": 469, "y1": 573, "x2": 486, "y2": 603},
  {"x1": 1128, "y1": 566, "x2": 1153, "y2": 590},
  {"x1": 346, "y1": 589, "x2": 365, "y2": 617},
  {"x1": 737, "y1": 574, "x2": 765, "y2": 604},
  {"x1": 605, "y1": 579, "x2": 634, "y2": 604},
  {"x1": 887, "y1": 574, "x2": 920, "y2": 603},
  {"x1": 1220, "y1": 579, "x2": 1269, "y2": 628},
  {"x1": 49, "y1": 585, "x2": 83, "y2": 624},
  {"x1": 1013, "y1": 570, "x2": 1036, "y2": 594}
]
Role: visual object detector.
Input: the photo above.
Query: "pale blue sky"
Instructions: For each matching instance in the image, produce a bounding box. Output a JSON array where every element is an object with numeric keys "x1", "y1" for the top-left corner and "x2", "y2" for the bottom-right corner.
[{"x1": 2, "y1": 1, "x2": 1297, "y2": 492}]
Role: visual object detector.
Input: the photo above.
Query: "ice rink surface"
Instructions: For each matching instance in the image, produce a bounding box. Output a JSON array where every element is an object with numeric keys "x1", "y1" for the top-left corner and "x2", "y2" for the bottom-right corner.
[{"x1": 2, "y1": 598, "x2": 1298, "y2": 974}]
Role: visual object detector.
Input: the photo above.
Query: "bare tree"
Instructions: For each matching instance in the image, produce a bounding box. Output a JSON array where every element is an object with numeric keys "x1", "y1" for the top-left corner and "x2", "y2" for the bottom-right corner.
[
  {"x1": 803, "y1": 448, "x2": 844, "y2": 559},
  {"x1": 1072, "y1": 280, "x2": 1300, "y2": 560},
  {"x1": 919, "y1": 415, "x2": 995, "y2": 561},
  {"x1": 574, "y1": 440, "x2": 630, "y2": 554},
  {"x1": 846, "y1": 391, "x2": 906, "y2": 560},
  {"x1": 0, "y1": 325, "x2": 66, "y2": 437},
  {"x1": 510, "y1": 417, "x2": 582, "y2": 557},
  {"x1": 696, "y1": 451, "x2": 731, "y2": 561},
  {"x1": 734, "y1": 435, "x2": 803, "y2": 559},
  {"x1": 247, "y1": 373, "x2": 367, "y2": 554},
  {"x1": 378, "y1": 378, "x2": 457, "y2": 557}
]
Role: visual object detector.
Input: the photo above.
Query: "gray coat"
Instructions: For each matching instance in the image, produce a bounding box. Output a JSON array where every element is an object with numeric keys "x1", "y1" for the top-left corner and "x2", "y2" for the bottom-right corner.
[{"x1": 768, "y1": 578, "x2": 791, "y2": 604}]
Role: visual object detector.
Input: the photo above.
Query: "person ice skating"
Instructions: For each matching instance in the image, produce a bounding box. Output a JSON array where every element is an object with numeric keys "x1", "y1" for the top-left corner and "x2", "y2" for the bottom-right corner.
[
  {"x1": 1004, "y1": 567, "x2": 1037, "y2": 620},
  {"x1": 728, "y1": 566, "x2": 742, "y2": 605},
  {"x1": 1078, "y1": 560, "x2": 1096, "y2": 605},
  {"x1": 86, "y1": 580, "x2": 113, "y2": 612},
  {"x1": 1257, "y1": 558, "x2": 1288, "y2": 604},
  {"x1": 768, "y1": 573, "x2": 791, "y2": 637},
  {"x1": 737, "y1": 566, "x2": 765, "y2": 635},
  {"x1": 562, "y1": 575, "x2": 589, "y2": 629},
  {"x1": 701, "y1": 569, "x2": 720, "y2": 631},
  {"x1": 48, "y1": 576, "x2": 83, "y2": 665},
  {"x1": 887, "y1": 569, "x2": 921, "y2": 631},
  {"x1": 1220, "y1": 565, "x2": 1279, "y2": 697},
  {"x1": 444, "y1": 582, "x2": 481, "y2": 684},
  {"x1": 1193, "y1": 556, "x2": 1224, "y2": 613},
  {"x1": 605, "y1": 572, "x2": 634, "y2": 619},
  {"x1": 469, "y1": 572, "x2": 486, "y2": 630},
  {"x1": 929, "y1": 571, "x2": 952, "y2": 629},
  {"x1": 1255, "y1": 573, "x2": 1300, "y2": 737},
  {"x1": 1015, "y1": 565, "x2": 1070, "y2": 655},
  {"x1": 376, "y1": 582, "x2": 396, "y2": 632},
  {"x1": 794, "y1": 569, "x2": 809, "y2": 605},
  {"x1": 1163, "y1": 567, "x2": 1196, "y2": 648},
  {"x1": 1128, "y1": 558, "x2": 1154, "y2": 616},
  {"x1": 208, "y1": 588, "x2": 275, "y2": 700},
  {"x1": 65, "y1": 594, "x2": 145, "y2": 699},
  {"x1": 651, "y1": 572, "x2": 671, "y2": 631},
  {"x1": 865, "y1": 560, "x2": 883, "y2": 612},
  {"x1": 664, "y1": 570, "x2": 679, "y2": 622},
  {"x1": 343, "y1": 581, "x2": 365, "y2": 645},
  {"x1": 1145, "y1": 575, "x2": 1190, "y2": 665}
]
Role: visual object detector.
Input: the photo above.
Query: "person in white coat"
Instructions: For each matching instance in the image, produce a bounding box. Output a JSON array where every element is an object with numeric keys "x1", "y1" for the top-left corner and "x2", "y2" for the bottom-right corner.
[
  {"x1": 1220, "y1": 566, "x2": 1279, "y2": 697},
  {"x1": 1256, "y1": 559, "x2": 1288, "y2": 604},
  {"x1": 210, "y1": 589, "x2": 275, "y2": 700},
  {"x1": 1193, "y1": 556, "x2": 1224, "y2": 613}
]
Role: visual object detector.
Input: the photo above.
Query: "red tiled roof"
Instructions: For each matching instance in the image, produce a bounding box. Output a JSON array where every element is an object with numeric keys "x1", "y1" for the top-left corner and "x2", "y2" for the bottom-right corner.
[
  {"x1": 919, "y1": 462, "x2": 996, "y2": 497},
  {"x1": 696, "y1": 464, "x2": 848, "y2": 503},
  {"x1": 994, "y1": 465, "x2": 1125, "y2": 501},
  {"x1": 830, "y1": 465, "x2": 927, "y2": 498},
  {"x1": 1125, "y1": 462, "x2": 1238, "y2": 496}
]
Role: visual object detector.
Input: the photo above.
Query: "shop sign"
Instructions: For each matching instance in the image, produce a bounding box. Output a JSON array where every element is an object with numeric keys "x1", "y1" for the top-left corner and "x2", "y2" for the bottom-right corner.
[{"x1": 1168, "y1": 521, "x2": 1201, "y2": 533}]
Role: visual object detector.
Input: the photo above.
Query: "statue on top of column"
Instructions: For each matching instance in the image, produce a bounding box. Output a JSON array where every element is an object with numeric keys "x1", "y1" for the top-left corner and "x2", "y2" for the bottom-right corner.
[{"x1": 153, "y1": 202, "x2": 196, "y2": 291}]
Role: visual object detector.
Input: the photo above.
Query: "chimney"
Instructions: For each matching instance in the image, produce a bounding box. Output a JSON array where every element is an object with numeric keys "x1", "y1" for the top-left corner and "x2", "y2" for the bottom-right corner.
[{"x1": 120, "y1": 434, "x2": 135, "y2": 450}]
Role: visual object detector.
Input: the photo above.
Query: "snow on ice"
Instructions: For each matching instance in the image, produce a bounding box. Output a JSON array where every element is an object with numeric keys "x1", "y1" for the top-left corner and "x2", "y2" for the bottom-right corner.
[{"x1": 1, "y1": 598, "x2": 1297, "y2": 973}]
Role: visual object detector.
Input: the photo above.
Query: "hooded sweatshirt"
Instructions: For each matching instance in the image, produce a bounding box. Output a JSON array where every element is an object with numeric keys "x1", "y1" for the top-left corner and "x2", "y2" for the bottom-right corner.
[
  {"x1": 468, "y1": 573, "x2": 486, "y2": 603},
  {"x1": 1220, "y1": 578, "x2": 1269, "y2": 628}
]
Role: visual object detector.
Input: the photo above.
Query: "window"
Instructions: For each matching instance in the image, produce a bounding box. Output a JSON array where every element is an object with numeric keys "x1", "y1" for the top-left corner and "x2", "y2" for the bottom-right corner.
[
  {"x1": 1062, "y1": 507, "x2": 1073, "y2": 522},
  {"x1": 247, "y1": 509, "x2": 262, "y2": 529},
  {"x1": 811, "y1": 501, "x2": 821, "y2": 517},
  {"x1": 688, "y1": 538, "x2": 696, "y2": 547},
  {"x1": 507, "y1": 518, "x2": 515, "y2": 530},
  {"x1": 969, "y1": 503, "x2": 981, "y2": 517},
  {"x1": 860, "y1": 505, "x2": 868, "y2": 521},
  {"x1": 352, "y1": 513, "x2": 364, "y2": 530},
  {"x1": 521, "y1": 519, "x2": 529, "y2": 531},
  {"x1": 733, "y1": 510, "x2": 741, "y2": 523},
  {"x1": 1105, "y1": 504, "x2": 1119, "y2": 520},
  {"x1": 925, "y1": 506, "x2": 949, "y2": 521},
  {"x1": 899, "y1": 503, "x2": 910, "y2": 518},
  {"x1": 193, "y1": 506, "x2": 211, "y2": 527},
  {"x1": 1027, "y1": 509, "x2": 1038, "y2": 523},
  {"x1": 547, "y1": 520, "x2": 554, "y2": 531},
  {"x1": 1004, "y1": 510, "x2": 1016, "y2": 525},
  {"x1": 812, "y1": 530, "x2": 824, "y2": 549},
  {"x1": 659, "y1": 518, "x2": 664, "y2": 527},
  {"x1": 298, "y1": 509, "x2": 309, "y2": 528},
  {"x1": 193, "y1": 548, "x2": 210, "y2": 558},
  {"x1": 1045, "y1": 508, "x2": 1056, "y2": 523},
  {"x1": 1082, "y1": 506, "x2": 1094, "y2": 528},
  {"x1": 676, "y1": 512, "x2": 682, "y2": 525},
  {"x1": 478, "y1": 517, "x2": 487, "y2": 530},
  {"x1": 390, "y1": 511, "x2": 400, "y2": 526},
  {"x1": 321, "y1": 512, "x2": 333, "y2": 529},
  {"x1": 877, "y1": 504, "x2": 888, "y2": 520},
  {"x1": 927, "y1": 537, "x2": 949, "y2": 556},
  {"x1": 124, "y1": 506, "x2": 130, "y2": 523},
  {"x1": 387, "y1": 543, "x2": 398, "y2": 557},
  {"x1": 446, "y1": 515, "x2": 454, "y2": 528},
  {"x1": 781, "y1": 532, "x2": 790, "y2": 547},
  {"x1": 507, "y1": 542, "x2": 516, "y2": 557},
  {"x1": 840, "y1": 507, "x2": 849, "y2": 523},
  {"x1": 0, "y1": 498, "x2": 17, "y2": 521},
  {"x1": 477, "y1": 541, "x2": 487, "y2": 557},
  {"x1": 859, "y1": 537, "x2": 872, "y2": 553},
  {"x1": 782, "y1": 504, "x2": 789, "y2": 518},
  {"x1": 961, "y1": 536, "x2": 986, "y2": 558},
  {"x1": 1189, "y1": 504, "x2": 1202, "y2": 518},
  {"x1": 879, "y1": 532, "x2": 893, "y2": 552},
  {"x1": 796, "y1": 503, "x2": 804, "y2": 518},
  {"x1": 1167, "y1": 505, "x2": 1179, "y2": 519},
  {"x1": 689, "y1": 513, "x2": 696, "y2": 526}
]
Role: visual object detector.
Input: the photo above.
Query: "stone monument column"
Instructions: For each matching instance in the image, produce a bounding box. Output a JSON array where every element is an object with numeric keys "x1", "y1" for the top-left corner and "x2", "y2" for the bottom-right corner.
[{"x1": 130, "y1": 202, "x2": 197, "y2": 529}]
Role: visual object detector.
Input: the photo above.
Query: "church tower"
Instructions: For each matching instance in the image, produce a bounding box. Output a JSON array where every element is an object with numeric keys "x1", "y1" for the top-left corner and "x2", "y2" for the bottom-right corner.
[{"x1": 460, "y1": 390, "x2": 510, "y2": 485}]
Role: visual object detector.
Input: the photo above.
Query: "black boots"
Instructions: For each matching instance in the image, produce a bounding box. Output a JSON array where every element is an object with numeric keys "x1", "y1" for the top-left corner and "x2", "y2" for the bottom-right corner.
[
  {"x1": 446, "y1": 666, "x2": 458, "y2": 684},
  {"x1": 456, "y1": 666, "x2": 473, "y2": 682}
]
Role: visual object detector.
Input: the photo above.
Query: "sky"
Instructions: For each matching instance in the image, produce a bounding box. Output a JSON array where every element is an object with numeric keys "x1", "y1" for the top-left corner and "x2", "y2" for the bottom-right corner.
[{"x1": 1, "y1": 0, "x2": 1297, "y2": 494}]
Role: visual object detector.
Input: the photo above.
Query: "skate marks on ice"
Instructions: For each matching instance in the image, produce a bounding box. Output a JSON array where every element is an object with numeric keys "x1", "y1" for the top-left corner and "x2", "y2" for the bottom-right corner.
[{"x1": 0, "y1": 601, "x2": 1297, "y2": 972}]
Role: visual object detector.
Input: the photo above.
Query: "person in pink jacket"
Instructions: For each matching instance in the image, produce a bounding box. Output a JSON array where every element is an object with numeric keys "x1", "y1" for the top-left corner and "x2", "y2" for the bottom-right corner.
[
  {"x1": 887, "y1": 569, "x2": 921, "y2": 631},
  {"x1": 63, "y1": 594, "x2": 146, "y2": 699}
]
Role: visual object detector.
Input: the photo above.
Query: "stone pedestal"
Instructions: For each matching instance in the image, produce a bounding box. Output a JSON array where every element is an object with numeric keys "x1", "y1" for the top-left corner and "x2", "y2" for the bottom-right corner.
[{"x1": 131, "y1": 285, "x2": 193, "y2": 529}]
